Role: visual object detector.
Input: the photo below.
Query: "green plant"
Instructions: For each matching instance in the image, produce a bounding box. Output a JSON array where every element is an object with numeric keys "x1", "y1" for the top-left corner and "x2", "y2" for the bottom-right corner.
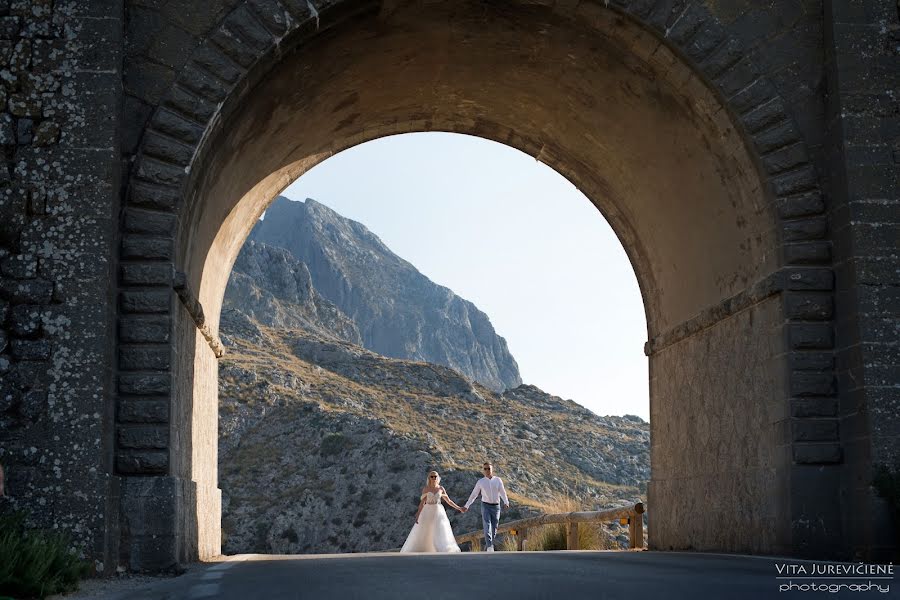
[{"x1": 0, "y1": 511, "x2": 91, "y2": 599}]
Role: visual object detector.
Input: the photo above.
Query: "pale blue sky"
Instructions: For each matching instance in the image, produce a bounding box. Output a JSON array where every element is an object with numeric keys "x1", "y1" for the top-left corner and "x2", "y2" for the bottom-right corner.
[{"x1": 283, "y1": 132, "x2": 649, "y2": 420}]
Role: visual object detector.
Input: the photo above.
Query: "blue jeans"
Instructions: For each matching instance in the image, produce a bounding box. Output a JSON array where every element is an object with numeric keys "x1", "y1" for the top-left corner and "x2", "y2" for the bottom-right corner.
[{"x1": 481, "y1": 503, "x2": 500, "y2": 549}]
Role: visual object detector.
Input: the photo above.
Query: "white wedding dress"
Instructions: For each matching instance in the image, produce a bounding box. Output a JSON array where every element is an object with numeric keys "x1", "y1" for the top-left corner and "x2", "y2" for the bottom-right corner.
[{"x1": 400, "y1": 490, "x2": 461, "y2": 552}]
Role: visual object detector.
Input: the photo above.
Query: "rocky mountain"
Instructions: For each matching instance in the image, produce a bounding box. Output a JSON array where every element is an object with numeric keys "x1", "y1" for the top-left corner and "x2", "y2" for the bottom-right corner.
[
  {"x1": 217, "y1": 316, "x2": 650, "y2": 554},
  {"x1": 245, "y1": 197, "x2": 522, "y2": 392},
  {"x1": 217, "y1": 198, "x2": 650, "y2": 555}
]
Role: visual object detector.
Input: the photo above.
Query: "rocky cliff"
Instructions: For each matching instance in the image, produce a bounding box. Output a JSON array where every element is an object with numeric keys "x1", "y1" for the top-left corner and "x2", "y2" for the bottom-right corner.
[
  {"x1": 245, "y1": 196, "x2": 522, "y2": 392},
  {"x1": 218, "y1": 316, "x2": 649, "y2": 554}
]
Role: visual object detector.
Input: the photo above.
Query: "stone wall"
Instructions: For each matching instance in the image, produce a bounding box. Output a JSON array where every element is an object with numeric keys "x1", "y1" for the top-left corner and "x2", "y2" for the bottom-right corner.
[
  {"x1": 0, "y1": 0, "x2": 124, "y2": 573},
  {"x1": 824, "y1": 0, "x2": 900, "y2": 561},
  {"x1": 649, "y1": 296, "x2": 787, "y2": 554}
]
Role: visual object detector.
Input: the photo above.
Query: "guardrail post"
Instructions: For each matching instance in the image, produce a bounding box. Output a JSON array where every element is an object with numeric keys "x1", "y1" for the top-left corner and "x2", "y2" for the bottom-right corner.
[
  {"x1": 628, "y1": 516, "x2": 637, "y2": 548},
  {"x1": 567, "y1": 522, "x2": 578, "y2": 550},
  {"x1": 633, "y1": 513, "x2": 644, "y2": 548},
  {"x1": 517, "y1": 528, "x2": 527, "y2": 551}
]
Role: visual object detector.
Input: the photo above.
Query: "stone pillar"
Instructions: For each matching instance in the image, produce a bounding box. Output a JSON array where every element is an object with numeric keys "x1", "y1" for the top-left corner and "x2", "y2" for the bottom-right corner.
[
  {"x1": 825, "y1": 0, "x2": 900, "y2": 562},
  {"x1": 0, "y1": 0, "x2": 125, "y2": 574}
]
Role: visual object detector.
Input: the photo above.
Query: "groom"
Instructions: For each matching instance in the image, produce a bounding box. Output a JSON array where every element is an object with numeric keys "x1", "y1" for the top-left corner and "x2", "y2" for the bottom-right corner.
[{"x1": 463, "y1": 462, "x2": 510, "y2": 552}]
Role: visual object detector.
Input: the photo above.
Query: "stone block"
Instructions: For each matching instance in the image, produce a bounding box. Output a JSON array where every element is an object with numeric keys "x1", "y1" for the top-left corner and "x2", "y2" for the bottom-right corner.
[
  {"x1": 697, "y1": 36, "x2": 741, "y2": 79},
  {"x1": 119, "y1": 290, "x2": 171, "y2": 314},
  {"x1": 9, "y1": 304, "x2": 41, "y2": 336},
  {"x1": 791, "y1": 418, "x2": 839, "y2": 442},
  {"x1": 789, "y1": 349, "x2": 834, "y2": 372},
  {"x1": 248, "y1": 0, "x2": 292, "y2": 37},
  {"x1": 192, "y1": 44, "x2": 245, "y2": 84},
  {"x1": 119, "y1": 316, "x2": 171, "y2": 344},
  {"x1": 774, "y1": 190, "x2": 825, "y2": 219},
  {"x1": 118, "y1": 399, "x2": 169, "y2": 424},
  {"x1": 136, "y1": 156, "x2": 185, "y2": 188},
  {"x1": 0, "y1": 253, "x2": 37, "y2": 278},
  {"x1": 783, "y1": 241, "x2": 831, "y2": 265},
  {"x1": 163, "y1": 85, "x2": 217, "y2": 124},
  {"x1": 121, "y1": 235, "x2": 174, "y2": 261},
  {"x1": 753, "y1": 120, "x2": 802, "y2": 154},
  {"x1": 120, "y1": 263, "x2": 173, "y2": 287},
  {"x1": 178, "y1": 64, "x2": 230, "y2": 103},
  {"x1": 790, "y1": 397, "x2": 838, "y2": 418},
  {"x1": 141, "y1": 130, "x2": 193, "y2": 166},
  {"x1": 9, "y1": 338, "x2": 50, "y2": 360},
  {"x1": 116, "y1": 450, "x2": 168, "y2": 474},
  {"x1": 741, "y1": 96, "x2": 787, "y2": 134},
  {"x1": 118, "y1": 345, "x2": 171, "y2": 371},
  {"x1": 793, "y1": 443, "x2": 842, "y2": 464},
  {"x1": 714, "y1": 57, "x2": 760, "y2": 98},
  {"x1": 788, "y1": 323, "x2": 834, "y2": 350},
  {"x1": 665, "y1": 4, "x2": 707, "y2": 47},
  {"x1": 32, "y1": 120, "x2": 58, "y2": 146},
  {"x1": 8, "y1": 93, "x2": 41, "y2": 117},
  {"x1": 129, "y1": 180, "x2": 179, "y2": 211},
  {"x1": 790, "y1": 371, "x2": 836, "y2": 396},
  {"x1": 0, "y1": 278, "x2": 53, "y2": 303},
  {"x1": 0, "y1": 16, "x2": 19, "y2": 38},
  {"x1": 728, "y1": 77, "x2": 776, "y2": 115},
  {"x1": 117, "y1": 425, "x2": 169, "y2": 449},
  {"x1": 18, "y1": 388, "x2": 46, "y2": 420},
  {"x1": 223, "y1": 4, "x2": 274, "y2": 52},
  {"x1": 149, "y1": 108, "x2": 204, "y2": 145},
  {"x1": 124, "y1": 209, "x2": 177, "y2": 236},
  {"x1": 763, "y1": 142, "x2": 810, "y2": 176},
  {"x1": 118, "y1": 373, "x2": 171, "y2": 396},
  {"x1": 0, "y1": 112, "x2": 13, "y2": 144},
  {"x1": 782, "y1": 267, "x2": 834, "y2": 291},
  {"x1": 771, "y1": 166, "x2": 817, "y2": 197},
  {"x1": 31, "y1": 38, "x2": 65, "y2": 73},
  {"x1": 784, "y1": 292, "x2": 833, "y2": 320}
]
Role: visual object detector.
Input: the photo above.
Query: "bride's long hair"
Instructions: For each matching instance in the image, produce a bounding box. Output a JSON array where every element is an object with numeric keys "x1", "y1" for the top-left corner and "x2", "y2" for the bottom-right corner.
[{"x1": 426, "y1": 471, "x2": 441, "y2": 487}]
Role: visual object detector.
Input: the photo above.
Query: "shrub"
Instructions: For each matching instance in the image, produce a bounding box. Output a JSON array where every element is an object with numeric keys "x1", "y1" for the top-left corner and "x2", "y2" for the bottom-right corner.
[
  {"x1": 319, "y1": 433, "x2": 352, "y2": 456},
  {"x1": 0, "y1": 511, "x2": 91, "y2": 599},
  {"x1": 523, "y1": 494, "x2": 618, "y2": 551}
]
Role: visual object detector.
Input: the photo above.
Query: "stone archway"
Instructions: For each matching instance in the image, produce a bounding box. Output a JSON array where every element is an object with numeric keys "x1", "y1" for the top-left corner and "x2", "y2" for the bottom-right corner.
[{"x1": 115, "y1": 0, "x2": 838, "y2": 570}]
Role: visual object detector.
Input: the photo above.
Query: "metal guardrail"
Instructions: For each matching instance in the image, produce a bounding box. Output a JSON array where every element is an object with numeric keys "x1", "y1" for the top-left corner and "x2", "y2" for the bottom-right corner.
[{"x1": 455, "y1": 502, "x2": 646, "y2": 551}]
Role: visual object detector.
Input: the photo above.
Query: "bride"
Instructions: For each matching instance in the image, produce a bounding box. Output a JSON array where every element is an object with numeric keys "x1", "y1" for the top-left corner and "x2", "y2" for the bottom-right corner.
[{"x1": 400, "y1": 471, "x2": 464, "y2": 552}]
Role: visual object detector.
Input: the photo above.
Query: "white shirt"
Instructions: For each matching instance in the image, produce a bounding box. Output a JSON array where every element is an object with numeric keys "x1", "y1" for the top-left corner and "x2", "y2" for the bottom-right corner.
[{"x1": 464, "y1": 476, "x2": 509, "y2": 509}]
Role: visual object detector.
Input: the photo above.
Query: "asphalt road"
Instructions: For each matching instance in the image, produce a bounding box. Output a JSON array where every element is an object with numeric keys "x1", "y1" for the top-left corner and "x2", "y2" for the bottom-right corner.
[{"x1": 92, "y1": 551, "x2": 897, "y2": 600}]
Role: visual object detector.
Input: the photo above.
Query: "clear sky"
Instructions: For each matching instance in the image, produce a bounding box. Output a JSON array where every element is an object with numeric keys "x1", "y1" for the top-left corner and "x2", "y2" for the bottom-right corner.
[{"x1": 283, "y1": 132, "x2": 649, "y2": 420}]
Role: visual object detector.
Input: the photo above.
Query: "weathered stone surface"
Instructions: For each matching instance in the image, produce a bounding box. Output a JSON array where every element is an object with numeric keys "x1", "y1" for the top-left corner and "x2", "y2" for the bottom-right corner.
[
  {"x1": 789, "y1": 323, "x2": 835, "y2": 350},
  {"x1": 116, "y1": 451, "x2": 168, "y2": 474},
  {"x1": 118, "y1": 399, "x2": 169, "y2": 423},
  {"x1": 117, "y1": 425, "x2": 169, "y2": 449},
  {"x1": 9, "y1": 338, "x2": 49, "y2": 360},
  {"x1": 118, "y1": 373, "x2": 171, "y2": 396},
  {"x1": 124, "y1": 208, "x2": 177, "y2": 236},
  {"x1": 794, "y1": 443, "x2": 842, "y2": 464},
  {"x1": 790, "y1": 371, "x2": 836, "y2": 397},
  {"x1": 784, "y1": 292, "x2": 834, "y2": 320},
  {"x1": 119, "y1": 345, "x2": 171, "y2": 371},
  {"x1": 119, "y1": 316, "x2": 171, "y2": 344},
  {"x1": 0, "y1": 278, "x2": 52, "y2": 303},
  {"x1": 31, "y1": 120, "x2": 58, "y2": 146},
  {"x1": 120, "y1": 263, "x2": 173, "y2": 286},
  {"x1": 119, "y1": 290, "x2": 171, "y2": 314},
  {"x1": 791, "y1": 419, "x2": 839, "y2": 442}
]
